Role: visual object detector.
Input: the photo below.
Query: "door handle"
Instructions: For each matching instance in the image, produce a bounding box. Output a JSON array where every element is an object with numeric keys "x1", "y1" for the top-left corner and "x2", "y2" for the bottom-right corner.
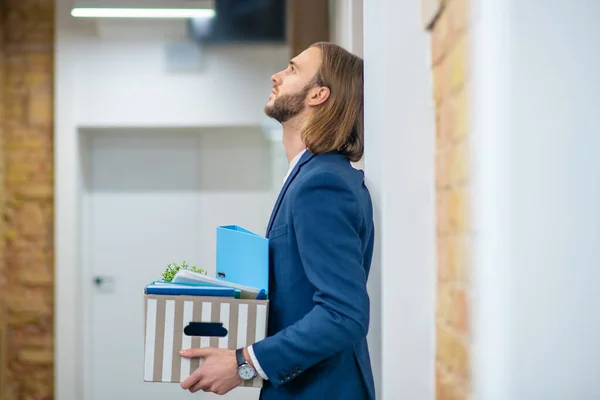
[{"x1": 93, "y1": 275, "x2": 115, "y2": 292}]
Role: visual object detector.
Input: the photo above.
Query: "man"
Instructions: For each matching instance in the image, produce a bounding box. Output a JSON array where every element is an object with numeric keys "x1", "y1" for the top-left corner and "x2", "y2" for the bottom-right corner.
[{"x1": 180, "y1": 42, "x2": 375, "y2": 400}]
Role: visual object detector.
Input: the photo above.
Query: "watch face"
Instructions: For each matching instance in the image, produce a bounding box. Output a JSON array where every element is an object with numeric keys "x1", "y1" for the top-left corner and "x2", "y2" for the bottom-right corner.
[{"x1": 238, "y1": 364, "x2": 256, "y2": 380}]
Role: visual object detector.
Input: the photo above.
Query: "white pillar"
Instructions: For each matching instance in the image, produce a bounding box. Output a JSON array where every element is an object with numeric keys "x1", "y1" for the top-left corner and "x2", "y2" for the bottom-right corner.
[
  {"x1": 329, "y1": 0, "x2": 365, "y2": 170},
  {"x1": 363, "y1": 0, "x2": 436, "y2": 399},
  {"x1": 54, "y1": 12, "x2": 81, "y2": 400},
  {"x1": 472, "y1": 1, "x2": 600, "y2": 398},
  {"x1": 330, "y1": 0, "x2": 363, "y2": 57}
]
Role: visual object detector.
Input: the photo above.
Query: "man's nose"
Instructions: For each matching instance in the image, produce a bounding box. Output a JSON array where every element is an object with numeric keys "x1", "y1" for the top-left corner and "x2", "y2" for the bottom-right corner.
[{"x1": 272, "y1": 72, "x2": 282, "y2": 86}]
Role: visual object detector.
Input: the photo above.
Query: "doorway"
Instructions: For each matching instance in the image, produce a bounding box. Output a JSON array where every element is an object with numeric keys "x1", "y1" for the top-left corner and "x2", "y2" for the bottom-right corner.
[{"x1": 80, "y1": 127, "x2": 274, "y2": 400}]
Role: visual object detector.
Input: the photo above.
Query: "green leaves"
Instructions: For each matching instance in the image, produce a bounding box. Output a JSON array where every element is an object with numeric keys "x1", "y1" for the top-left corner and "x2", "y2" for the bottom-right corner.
[{"x1": 161, "y1": 260, "x2": 206, "y2": 282}]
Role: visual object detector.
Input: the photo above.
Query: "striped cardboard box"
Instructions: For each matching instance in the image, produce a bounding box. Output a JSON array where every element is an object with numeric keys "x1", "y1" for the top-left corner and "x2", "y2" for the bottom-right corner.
[{"x1": 144, "y1": 294, "x2": 269, "y2": 388}]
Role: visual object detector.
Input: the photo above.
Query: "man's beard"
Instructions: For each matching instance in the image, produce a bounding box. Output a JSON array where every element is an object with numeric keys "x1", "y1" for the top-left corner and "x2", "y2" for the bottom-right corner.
[{"x1": 264, "y1": 84, "x2": 311, "y2": 123}]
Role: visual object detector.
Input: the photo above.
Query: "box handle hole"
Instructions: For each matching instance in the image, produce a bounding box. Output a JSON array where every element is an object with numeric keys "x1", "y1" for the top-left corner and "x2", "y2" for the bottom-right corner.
[{"x1": 184, "y1": 322, "x2": 228, "y2": 337}]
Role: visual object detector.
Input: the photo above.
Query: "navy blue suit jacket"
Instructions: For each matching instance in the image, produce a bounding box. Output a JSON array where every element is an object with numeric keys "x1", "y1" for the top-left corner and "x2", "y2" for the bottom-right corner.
[{"x1": 252, "y1": 150, "x2": 376, "y2": 400}]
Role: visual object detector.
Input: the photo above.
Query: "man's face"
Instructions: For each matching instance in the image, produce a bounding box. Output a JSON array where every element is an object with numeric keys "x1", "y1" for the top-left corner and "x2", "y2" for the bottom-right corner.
[{"x1": 264, "y1": 46, "x2": 322, "y2": 123}]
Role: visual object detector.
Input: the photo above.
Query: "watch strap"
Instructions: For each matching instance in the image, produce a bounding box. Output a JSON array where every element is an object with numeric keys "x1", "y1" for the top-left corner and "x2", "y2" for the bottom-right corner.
[{"x1": 235, "y1": 348, "x2": 246, "y2": 367}]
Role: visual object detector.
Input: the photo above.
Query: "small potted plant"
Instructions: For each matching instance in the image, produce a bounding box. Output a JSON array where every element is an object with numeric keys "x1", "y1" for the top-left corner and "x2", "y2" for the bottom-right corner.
[{"x1": 161, "y1": 260, "x2": 206, "y2": 282}]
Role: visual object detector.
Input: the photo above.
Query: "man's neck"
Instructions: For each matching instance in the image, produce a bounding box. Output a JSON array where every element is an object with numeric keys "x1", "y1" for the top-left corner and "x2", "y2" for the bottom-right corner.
[{"x1": 281, "y1": 117, "x2": 306, "y2": 163}]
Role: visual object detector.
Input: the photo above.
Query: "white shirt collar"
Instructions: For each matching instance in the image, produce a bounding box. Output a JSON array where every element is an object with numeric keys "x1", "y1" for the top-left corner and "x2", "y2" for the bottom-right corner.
[{"x1": 283, "y1": 149, "x2": 307, "y2": 184}]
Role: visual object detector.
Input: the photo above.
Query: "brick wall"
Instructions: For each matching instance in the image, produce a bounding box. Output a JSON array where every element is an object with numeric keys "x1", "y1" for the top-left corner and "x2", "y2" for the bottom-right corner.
[
  {"x1": 0, "y1": 0, "x2": 7, "y2": 399},
  {"x1": 430, "y1": 0, "x2": 471, "y2": 399},
  {"x1": 1, "y1": 0, "x2": 55, "y2": 399},
  {"x1": 0, "y1": 3, "x2": 5, "y2": 280},
  {"x1": 0, "y1": 3, "x2": 6, "y2": 393}
]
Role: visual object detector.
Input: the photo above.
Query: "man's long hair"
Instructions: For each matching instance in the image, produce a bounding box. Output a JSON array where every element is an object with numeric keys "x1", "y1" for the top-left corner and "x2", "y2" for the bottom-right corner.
[{"x1": 302, "y1": 42, "x2": 364, "y2": 162}]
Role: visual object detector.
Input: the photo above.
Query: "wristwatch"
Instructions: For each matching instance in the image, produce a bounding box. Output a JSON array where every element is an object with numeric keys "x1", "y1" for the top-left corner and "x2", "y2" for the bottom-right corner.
[{"x1": 236, "y1": 348, "x2": 257, "y2": 380}]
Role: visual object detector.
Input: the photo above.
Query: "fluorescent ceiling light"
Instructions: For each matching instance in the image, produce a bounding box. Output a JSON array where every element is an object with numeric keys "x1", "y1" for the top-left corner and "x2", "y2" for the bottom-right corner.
[{"x1": 71, "y1": 7, "x2": 215, "y2": 18}]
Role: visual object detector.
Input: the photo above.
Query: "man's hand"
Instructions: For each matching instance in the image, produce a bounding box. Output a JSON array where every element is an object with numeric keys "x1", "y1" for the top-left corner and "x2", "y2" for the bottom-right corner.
[{"x1": 180, "y1": 347, "x2": 242, "y2": 395}]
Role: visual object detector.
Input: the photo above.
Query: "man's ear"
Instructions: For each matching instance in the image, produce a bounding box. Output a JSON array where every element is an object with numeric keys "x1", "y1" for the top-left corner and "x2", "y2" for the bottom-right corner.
[{"x1": 307, "y1": 86, "x2": 330, "y2": 107}]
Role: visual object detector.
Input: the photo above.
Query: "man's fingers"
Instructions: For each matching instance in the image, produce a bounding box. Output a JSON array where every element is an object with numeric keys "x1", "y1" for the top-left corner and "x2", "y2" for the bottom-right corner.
[
  {"x1": 179, "y1": 348, "x2": 215, "y2": 390},
  {"x1": 181, "y1": 365, "x2": 204, "y2": 390},
  {"x1": 180, "y1": 347, "x2": 214, "y2": 358},
  {"x1": 190, "y1": 378, "x2": 212, "y2": 393},
  {"x1": 180, "y1": 374, "x2": 199, "y2": 390}
]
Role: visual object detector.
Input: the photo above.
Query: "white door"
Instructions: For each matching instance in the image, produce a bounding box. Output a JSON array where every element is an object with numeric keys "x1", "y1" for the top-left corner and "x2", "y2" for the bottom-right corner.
[{"x1": 84, "y1": 130, "x2": 268, "y2": 400}]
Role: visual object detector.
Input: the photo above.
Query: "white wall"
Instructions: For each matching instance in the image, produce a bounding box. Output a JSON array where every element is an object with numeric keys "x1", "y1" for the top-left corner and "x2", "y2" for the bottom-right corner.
[
  {"x1": 55, "y1": 0, "x2": 290, "y2": 398},
  {"x1": 73, "y1": 37, "x2": 289, "y2": 127},
  {"x1": 83, "y1": 126, "x2": 274, "y2": 247},
  {"x1": 471, "y1": 1, "x2": 600, "y2": 399},
  {"x1": 364, "y1": 1, "x2": 436, "y2": 399}
]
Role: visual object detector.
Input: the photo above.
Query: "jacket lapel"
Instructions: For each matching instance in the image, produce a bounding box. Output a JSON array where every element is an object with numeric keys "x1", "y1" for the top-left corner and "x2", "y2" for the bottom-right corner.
[{"x1": 266, "y1": 150, "x2": 315, "y2": 235}]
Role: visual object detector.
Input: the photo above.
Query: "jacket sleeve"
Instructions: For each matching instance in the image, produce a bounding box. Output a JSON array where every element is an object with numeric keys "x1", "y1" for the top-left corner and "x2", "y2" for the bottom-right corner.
[{"x1": 251, "y1": 171, "x2": 370, "y2": 387}]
